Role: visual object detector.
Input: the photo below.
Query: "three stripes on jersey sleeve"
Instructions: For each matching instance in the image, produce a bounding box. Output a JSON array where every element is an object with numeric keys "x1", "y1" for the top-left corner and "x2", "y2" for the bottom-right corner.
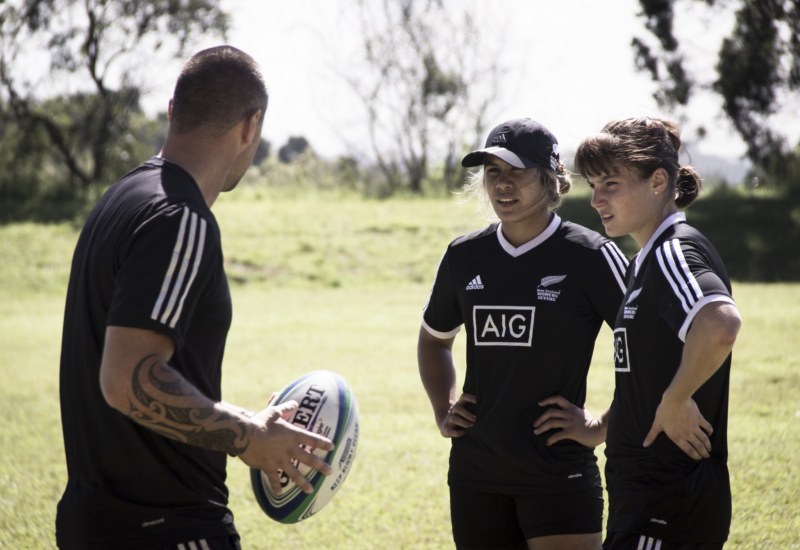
[
  {"x1": 655, "y1": 237, "x2": 735, "y2": 341},
  {"x1": 150, "y1": 206, "x2": 208, "y2": 329},
  {"x1": 655, "y1": 238, "x2": 703, "y2": 315},
  {"x1": 600, "y1": 241, "x2": 629, "y2": 293}
]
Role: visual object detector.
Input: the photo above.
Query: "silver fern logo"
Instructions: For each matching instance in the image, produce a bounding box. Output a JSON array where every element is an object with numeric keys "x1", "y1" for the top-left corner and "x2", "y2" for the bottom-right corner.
[
  {"x1": 625, "y1": 288, "x2": 642, "y2": 305},
  {"x1": 624, "y1": 287, "x2": 642, "y2": 319},
  {"x1": 537, "y1": 275, "x2": 566, "y2": 302},
  {"x1": 539, "y1": 275, "x2": 567, "y2": 288}
]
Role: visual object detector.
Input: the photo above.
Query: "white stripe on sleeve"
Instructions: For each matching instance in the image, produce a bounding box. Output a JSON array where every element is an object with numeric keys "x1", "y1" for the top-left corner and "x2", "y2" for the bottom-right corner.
[
  {"x1": 151, "y1": 207, "x2": 189, "y2": 322},
  {"x1": 168, "y1": 217, "x2": 207, "y2": 328},
  {"x1": 656, "y1": 238, "x2": 702, "y2": 314},
  {"x1": 150, "y1": 207, "x2": 207, "y2": 329},
  {"x1": 678, "y1": 294, "x2": 736, "y2": 342},
  {"x1": 600, "y1": 241, "x2": 629, "y2": 293},
  {"x1": 421, "y1": 318, "x2": 461, "y2": 340},
  {"x1": 159, "y1": 210, "x2": 199, "y2": 324}
]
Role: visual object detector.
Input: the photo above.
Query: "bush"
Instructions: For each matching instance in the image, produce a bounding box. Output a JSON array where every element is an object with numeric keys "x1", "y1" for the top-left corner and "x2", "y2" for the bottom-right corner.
[{"x1": 558, "y1": 187, "x2": 800, "y2": 282}]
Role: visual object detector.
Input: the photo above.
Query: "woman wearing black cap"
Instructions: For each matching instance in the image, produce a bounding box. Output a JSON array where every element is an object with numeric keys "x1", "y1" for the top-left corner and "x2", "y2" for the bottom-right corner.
[{"x1": 418, "y1": 118, "x2": 628, "y2": 549}]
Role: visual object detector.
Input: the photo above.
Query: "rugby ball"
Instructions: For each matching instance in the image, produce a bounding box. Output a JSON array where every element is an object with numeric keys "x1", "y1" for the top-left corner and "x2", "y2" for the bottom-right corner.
[{"x1": 250, "y1": 370, "x2": 359, "y2": 523}]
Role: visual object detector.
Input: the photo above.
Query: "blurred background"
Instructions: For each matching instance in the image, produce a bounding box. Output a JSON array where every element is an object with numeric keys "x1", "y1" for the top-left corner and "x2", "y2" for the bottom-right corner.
[
  {"x1": 1, "y1": 0, "x2": 799, "y2": 279},
  {"x1": 1, "y1": 3, "x2": 798, "y2": 548}
]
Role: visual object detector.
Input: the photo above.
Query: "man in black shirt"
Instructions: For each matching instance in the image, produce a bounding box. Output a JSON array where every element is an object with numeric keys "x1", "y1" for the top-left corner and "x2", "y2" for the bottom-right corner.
[{"x1": 57, "y1": 45, "x2": 333, "y2": 550}]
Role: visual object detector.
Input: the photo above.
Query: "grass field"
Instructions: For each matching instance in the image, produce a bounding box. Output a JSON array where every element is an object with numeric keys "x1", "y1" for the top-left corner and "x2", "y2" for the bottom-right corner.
[{"x1": 1, "y1": 190, "x2": 798, "y2": 548}]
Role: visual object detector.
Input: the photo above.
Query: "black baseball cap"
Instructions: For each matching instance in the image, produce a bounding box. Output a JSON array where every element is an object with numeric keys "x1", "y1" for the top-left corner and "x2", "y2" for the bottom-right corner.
[{"x1": 462, "y1": 118, "x2": 560, "y2": 171}]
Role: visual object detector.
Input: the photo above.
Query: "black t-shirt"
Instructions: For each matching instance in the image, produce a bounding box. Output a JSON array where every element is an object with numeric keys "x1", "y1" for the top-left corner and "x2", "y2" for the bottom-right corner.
[
  {"x1": 605, "y1": 213, "x2": 735, "y2": 543},
  {"x1": 422, "y1": 214, "x2": 628, "y2": 493},
  {"x1": 57, "y1": 158, "x2": 236, "y2": 548}
]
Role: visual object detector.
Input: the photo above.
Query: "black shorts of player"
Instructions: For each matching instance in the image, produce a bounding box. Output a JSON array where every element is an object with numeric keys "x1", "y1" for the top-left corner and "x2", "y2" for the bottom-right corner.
[
  {"x1": 450, "y1": 484, "x2": 603, "y2": 549},
  {"x1": 58, "y1": 535, "x2": 241, "y2": 550},
  {"x1": 166, "y1": 535, "x2": 241, "y2": 550},
  {"x1": 603, "y1": 532, "x2": 723, "y2": 550}
]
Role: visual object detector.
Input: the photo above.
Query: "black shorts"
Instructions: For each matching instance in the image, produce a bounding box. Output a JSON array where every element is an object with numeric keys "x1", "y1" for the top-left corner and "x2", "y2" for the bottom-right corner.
[
  {"x1": 58, "y1": 534, "x2": 241, "y2": 550},
  {"x1": 167, "y1": 535, "x2": 241, "y2": 550},
  {"x1": 603, "y1": 532, "x2": 723, "y2": 550},
  {"x1": 449, "y1": 483, "x2": 603, "y2": 549}
]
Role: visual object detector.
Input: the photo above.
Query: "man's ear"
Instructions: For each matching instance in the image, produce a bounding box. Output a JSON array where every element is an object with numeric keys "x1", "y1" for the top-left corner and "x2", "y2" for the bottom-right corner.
[
  {"x1": 241, "y1": 110, "x2": 263, "y2": 146},
  {"x1": 167, "y1": 99, "x2": 174, "y2": 122}
]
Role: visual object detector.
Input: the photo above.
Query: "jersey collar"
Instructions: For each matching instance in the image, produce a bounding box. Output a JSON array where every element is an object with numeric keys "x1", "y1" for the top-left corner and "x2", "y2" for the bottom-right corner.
[
  {"x1": 634, "y1": 212, "x2": 687, "y2": 276},
  {"x1": 497, "y1": 213, "x2": 561, "y2": 257}
]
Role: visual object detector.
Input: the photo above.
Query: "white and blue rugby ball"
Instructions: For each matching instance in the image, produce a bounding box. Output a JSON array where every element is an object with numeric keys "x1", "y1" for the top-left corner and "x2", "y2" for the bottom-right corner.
[{"x1": 250, "y1": 370, "x2": 359, "y2": 523}]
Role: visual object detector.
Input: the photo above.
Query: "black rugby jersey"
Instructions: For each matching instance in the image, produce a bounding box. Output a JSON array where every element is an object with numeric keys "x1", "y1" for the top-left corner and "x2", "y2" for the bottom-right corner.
[
  {"x1": 422, "y1": 213, "x2": 628, "y2": 493},
  {"x1": 605, "y1": 212, "x2": 735, "y2": 543},
  {"x1": 57, "y1": 158, "x2": 236, "y2": 548}
]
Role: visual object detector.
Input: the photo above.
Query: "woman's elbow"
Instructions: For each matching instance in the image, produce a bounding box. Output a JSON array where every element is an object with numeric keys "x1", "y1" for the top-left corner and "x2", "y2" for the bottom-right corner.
[{"x1": 717, "y1": 304, "x2": 742, "y2": 349}]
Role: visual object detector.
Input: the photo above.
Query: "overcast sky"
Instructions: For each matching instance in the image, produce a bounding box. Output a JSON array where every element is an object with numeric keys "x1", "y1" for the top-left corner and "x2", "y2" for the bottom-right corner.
[{"x1": 146, "y1": 0, "x2": 755, "y2": 160}]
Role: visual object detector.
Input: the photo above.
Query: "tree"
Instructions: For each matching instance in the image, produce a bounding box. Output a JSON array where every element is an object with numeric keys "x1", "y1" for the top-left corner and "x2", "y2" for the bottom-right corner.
[
  {"x1": 0, "y1": 0, "x2": 229, "y2": 203},
  {"x1": 0, "y1": 93, "x2": 163, "y2": 222},
  {"x1": 343, "y1": 0, "x2": 504, "y2": 193},
  {"x1": 278, "y1": 136, "x2": 311, "y2": 163},
  {"x1": 631, "y1": 0, "x2": 800, "y2": 188}
]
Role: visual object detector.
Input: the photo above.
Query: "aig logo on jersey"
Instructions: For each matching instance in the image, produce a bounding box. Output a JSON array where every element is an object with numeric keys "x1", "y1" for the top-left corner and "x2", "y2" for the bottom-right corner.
[
  {"x1": 613, "y1": 328, "x2": 631, "y2": 372},
  {"x1": 473, "y1": 306, "x2": 535, "y2": 347}
]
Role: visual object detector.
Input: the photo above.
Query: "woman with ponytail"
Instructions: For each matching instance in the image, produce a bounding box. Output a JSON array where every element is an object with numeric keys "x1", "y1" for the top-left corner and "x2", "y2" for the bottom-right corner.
[{"x1": 573, "y1": 117, "x2": 742, "y2": 549}]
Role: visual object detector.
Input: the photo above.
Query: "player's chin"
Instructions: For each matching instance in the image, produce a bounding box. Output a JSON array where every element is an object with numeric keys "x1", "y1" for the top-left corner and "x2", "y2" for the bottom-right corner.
[
  {"x1": 600, "y1": 220, "x2": 625, "y2": 239},
  {"x1": 223, "y1": 177, "x2": 242, "y2": 192},
  {"x1": 490, "y1": 200, "x2": 520, "y2": 216}
]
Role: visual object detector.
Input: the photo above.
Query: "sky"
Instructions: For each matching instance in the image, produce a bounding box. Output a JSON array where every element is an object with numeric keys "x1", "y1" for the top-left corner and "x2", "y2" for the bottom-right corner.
[{"x1": 140, "y1": 1, "x2": 758, "y2": 161}]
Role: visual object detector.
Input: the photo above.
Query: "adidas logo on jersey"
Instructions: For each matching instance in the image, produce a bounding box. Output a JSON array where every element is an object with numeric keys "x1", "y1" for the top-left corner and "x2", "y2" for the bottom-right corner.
[
  {"x1": 537, "y1": 274, "x2": 566, "y2": 302},
  {"x1": 466, "y1": 275, "x2": 485, "y2": 290}
]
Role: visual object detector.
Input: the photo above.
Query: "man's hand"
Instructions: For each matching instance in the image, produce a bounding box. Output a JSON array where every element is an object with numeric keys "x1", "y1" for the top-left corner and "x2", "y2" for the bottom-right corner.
[
  {"x1": 238, "y1": 400, "x2": 334, "y2": 494},
  {"x1": 437, "y1": 393, "x2": 477, "y2": 438}
]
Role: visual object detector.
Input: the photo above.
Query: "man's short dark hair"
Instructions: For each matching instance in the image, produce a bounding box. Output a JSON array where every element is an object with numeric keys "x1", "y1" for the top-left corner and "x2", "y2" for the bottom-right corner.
[{"x1": 171, "y1": 45, "x2": 268, "y2": 135}]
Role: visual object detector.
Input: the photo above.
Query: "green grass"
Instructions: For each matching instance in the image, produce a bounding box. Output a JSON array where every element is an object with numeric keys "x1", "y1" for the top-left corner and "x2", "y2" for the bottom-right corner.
[{"x1": 1, "y1": 190, "x2": 798, "y2": 548}]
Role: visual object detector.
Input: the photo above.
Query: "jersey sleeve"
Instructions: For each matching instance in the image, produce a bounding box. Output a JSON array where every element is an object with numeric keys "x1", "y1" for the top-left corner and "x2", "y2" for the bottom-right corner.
[
  {"x1": 107, "y1": 205, "x2": 220, "y2": 350},
  {"x1": 654, "y1": 237, "x2": 735, "y2": 342},
  {"x1": 421, "y1": 248, "x2": 462, "y2": 339},
  {"x1": 590, "y1": 240, "x2": 630, "y2": 326}
]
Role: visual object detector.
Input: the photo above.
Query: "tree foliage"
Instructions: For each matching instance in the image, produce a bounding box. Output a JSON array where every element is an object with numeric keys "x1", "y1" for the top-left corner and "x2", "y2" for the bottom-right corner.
[
  {"x1": 278, "y1": 136, "x2": 311, "y2": 164},
  {"x1": 632, "y1": 0, "x2": 800, "y2": 189},
  {"x1": 0, "y1": 0, "x2": 229, "y2": 219},
  {"x1": 345, "y1": 0, "x2": 504, "y2": 193}
]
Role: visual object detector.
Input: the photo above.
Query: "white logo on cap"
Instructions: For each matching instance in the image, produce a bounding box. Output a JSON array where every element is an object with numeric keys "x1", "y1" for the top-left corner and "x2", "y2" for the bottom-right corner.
[
  {"x1": 492, "y1": 133, "x2": 507, "y2": 144},
  {"x1": 552, "y1": 143, "x2": 559, "y2": 156}
]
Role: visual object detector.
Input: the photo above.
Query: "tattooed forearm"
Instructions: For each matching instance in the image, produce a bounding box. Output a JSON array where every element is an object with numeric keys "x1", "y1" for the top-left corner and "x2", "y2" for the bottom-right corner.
[{"x1": 127, "y1": 354, "x2": 253, "y2": 455}]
